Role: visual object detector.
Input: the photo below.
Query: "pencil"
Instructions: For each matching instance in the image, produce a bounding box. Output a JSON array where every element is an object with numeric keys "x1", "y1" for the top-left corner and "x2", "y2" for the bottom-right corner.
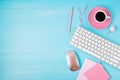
[{"x1": 68, "y1": 7, "x2": 74, "y2": 32}]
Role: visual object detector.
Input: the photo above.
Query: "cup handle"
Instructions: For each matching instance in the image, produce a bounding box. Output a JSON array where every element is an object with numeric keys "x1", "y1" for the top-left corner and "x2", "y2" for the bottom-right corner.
[{"x1": 107, "y1": 16, "x2": 111, "y2": 19}]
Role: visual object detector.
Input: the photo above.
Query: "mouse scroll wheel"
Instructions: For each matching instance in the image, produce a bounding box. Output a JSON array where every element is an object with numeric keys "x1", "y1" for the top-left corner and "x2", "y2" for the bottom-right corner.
[{"x1": 69, "y1": 53, "x2": 73, "y2": 57}]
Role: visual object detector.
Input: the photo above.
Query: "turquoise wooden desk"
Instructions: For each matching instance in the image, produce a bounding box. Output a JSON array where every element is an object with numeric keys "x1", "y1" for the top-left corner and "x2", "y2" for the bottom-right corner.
[{"x1": 0, "y1": 0, "x2": 120, "y2": 80}]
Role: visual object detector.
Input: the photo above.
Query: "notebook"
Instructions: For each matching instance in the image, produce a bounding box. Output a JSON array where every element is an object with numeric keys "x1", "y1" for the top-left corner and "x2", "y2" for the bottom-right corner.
[
  {"x1": 77, "y1": 58, "x2": 97, "y2": 80},
  {"x1": 84, "y1": 63, "x2": 110, "y2": 80},
  {"x1": 77, "y1": 58, "x2": 110, "y2": 80}
]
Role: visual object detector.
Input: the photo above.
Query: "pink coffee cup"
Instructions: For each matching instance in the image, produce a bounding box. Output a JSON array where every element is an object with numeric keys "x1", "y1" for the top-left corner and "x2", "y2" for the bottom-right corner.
[{"x1": 88, "y1": 6, "x2": 111, "y2": 29}]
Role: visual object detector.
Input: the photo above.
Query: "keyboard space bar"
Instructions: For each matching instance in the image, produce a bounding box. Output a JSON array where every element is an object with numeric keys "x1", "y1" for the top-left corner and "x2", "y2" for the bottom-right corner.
[{"x1": 82, "y1": 48, "x2": 101, "y2": 59}]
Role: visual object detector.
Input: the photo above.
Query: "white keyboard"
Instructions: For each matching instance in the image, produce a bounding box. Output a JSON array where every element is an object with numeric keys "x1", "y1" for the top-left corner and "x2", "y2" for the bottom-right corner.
[{"x1": 70, "y1": 26, "x2": 120, "y2": 69}]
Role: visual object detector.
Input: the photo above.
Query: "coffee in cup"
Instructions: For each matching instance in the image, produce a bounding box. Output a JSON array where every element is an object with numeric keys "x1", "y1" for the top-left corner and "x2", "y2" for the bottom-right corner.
[{"x1": 94, "y1": 11, "x2": 110, "y2": 22}]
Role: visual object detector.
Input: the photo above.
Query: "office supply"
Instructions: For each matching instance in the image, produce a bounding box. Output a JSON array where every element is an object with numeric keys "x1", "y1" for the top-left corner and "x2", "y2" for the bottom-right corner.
[
  {"x1": 110, "y1": 26, "x2": 116, "y2": 32},
  {"x1": 88, "y1": 6, "x2": 111, "y2": 29},
  {"x1": 70, "y1": 26, "x2": 120, "y2": 70},
  {"x1": 77, "y1": 58, "x2": 97, "y2": 80},
  {"x1": 68, "y1": 7, "x2": 74, "y2": 32},
  {"x1": 107, "y1": 26, "x2": 116, "y2": 35},
  {"x1": 78, "y1": 7, "x2": 83, "y2": 16},
  {"x1": 84, "y1": 4, "x2": 88, "y2": 13},
  {"x1": 66, "y1": 50, "x2": 80, "y2": 71},
  {"x1": 79, "y1": 17, "x2": 84, "y2": 25},
  {"x1": 85, "y1": 63, "x2": 110, "y2": 80}
]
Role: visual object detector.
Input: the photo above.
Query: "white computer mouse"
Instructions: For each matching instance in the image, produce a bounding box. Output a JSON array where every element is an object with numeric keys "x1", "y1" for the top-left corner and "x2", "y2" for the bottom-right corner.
[{"x1": 66, "y1": 50, "x2": 80, "y2": 71}]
